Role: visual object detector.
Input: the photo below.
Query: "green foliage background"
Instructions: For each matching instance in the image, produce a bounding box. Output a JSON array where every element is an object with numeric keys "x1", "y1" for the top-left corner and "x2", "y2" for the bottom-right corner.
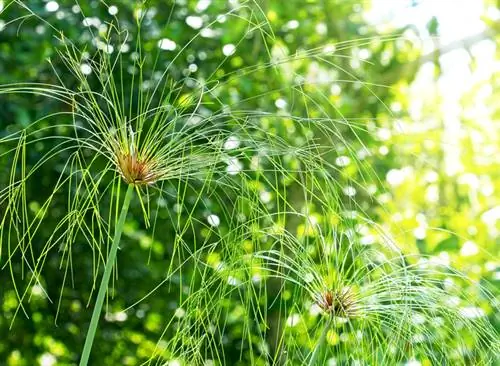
[{"x1": 0, "y1": 0, "x2": 498, "y2": 365}]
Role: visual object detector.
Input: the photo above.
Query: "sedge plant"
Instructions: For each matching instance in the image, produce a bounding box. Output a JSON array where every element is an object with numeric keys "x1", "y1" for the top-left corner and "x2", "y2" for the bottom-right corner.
[
  {"x1": 252, "y1": 222, "x2": 500, "y2": 365},
  {"x1": 0, "y1": 1, "x2": 498, "y2": 365},
  {"x1": 0, "y1": 0, "x2": 353, "y2": 363},
  {"x1": 0, "y1": 1, "x2": 295, "y2": 363}
]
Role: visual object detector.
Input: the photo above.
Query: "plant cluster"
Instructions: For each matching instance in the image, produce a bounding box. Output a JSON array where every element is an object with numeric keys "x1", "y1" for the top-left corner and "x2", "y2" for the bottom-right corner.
[{"x1": 0, "y1": 1, "x2": 498, "y2": 365}]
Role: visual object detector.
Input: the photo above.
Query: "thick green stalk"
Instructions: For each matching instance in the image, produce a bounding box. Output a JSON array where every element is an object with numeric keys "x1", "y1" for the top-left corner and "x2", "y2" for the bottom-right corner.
[
  {"x1": 308, "y1": 317, "x2": 332, "y2": 366},
  {"x1": 79, "y1": 184, "x2": 134, "y2": 366}
]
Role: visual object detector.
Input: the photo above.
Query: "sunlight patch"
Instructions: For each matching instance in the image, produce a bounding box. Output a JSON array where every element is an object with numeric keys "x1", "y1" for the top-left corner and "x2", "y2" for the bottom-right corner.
[
  {"x1": 105, "y1": 311, "x2": 128, "y2": 322},
  {"x1": 174, "y1": 308, "x2": 186, "y2": 318},
  {"x1": 259, "y1": 190, "x2": 271, "y2": 204},
  {"x1": 227, "y1": 276, "x2": 241, "y2": 286},
  {"x1": 335, "y1": 156, "x2": 350, "y2": 167},
  {"x1": 45, "y1": 1, "x2": 59, "y2": 12},
  {"x1": 108, "y1": 5, "x2": 118, "y2": 16},
  {"x1": 224, "y1": 135, "x2": 240, "y2": 150},
  {"x1": 207, "y1": 214, "x2": 220, "y2": 227},
  {"x1": 40, "y1": 353, "x2": 57, "y2": 366},
  {"x1": 286, "y1": 313, "x2": 301, "y2": 327},
  {"x1": 158, "y1": 38, "x2": 177, "y2": 51},
  {"x1": 460, "y1": 240, "x2": 478, "y2": 256},
  {"x1": 459, "y1": 306, "x2": 485, "y2": 319},
  {"x1": 404, "y1": 360, "x2": 421, "y2": 366},
  {"x1": 222, "y1": 44, "x2": 236, "y2": 56},
  {"x1": 80, "y1": 63, "x2": 92, "y2": 75},
  {"x1": 226, "y1": 158, "x2": 242, "y2": 175},
  {"x1": 196, "y1": 0, "x2": 211, "y2": 12},
  {"x1": 275, "y1": 98, "x2": 287, "y2": 109},
  {"x1": 186, "y1": 15, "x2": 203, "y2": 29}
]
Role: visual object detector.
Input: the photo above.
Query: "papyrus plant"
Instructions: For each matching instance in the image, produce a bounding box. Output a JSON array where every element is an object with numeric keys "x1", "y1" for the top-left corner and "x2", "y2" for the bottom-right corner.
[
  {"x1": 0, "y1": 1, "x2": 355, "y2": 363},
  {"x1": 252, "y1": 224, "x2": 499, "y2": 365},
  {"x1": 0, "y1": 1, "x2": 498, "y2": 365}
]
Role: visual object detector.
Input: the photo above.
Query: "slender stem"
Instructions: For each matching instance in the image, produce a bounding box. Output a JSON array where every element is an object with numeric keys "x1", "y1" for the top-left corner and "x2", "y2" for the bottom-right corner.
[
  {"x1": 79, "y1": 184, "x2": 135, "y2": 366},
  {"x1": 308, "y1": 316, "x2": 332, "y2": 366}
]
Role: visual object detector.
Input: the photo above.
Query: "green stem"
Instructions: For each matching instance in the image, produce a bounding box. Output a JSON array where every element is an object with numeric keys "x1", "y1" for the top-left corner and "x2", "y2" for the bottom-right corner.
[
  {"x1": 308, "y1": 316, "x2": 332, "y2": 366},
  {"x1": 79, "y1": 184, "x2": 134, "y2": 366}
]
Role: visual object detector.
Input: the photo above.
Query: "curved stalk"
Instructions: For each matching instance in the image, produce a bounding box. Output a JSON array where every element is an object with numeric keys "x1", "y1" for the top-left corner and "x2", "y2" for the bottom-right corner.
[
  {"x1": 79, "y1": 184, "x2": 135, "y2": 366},
  {"x1": 308, "y1": 316, "x2": 332, "y2": 366}
]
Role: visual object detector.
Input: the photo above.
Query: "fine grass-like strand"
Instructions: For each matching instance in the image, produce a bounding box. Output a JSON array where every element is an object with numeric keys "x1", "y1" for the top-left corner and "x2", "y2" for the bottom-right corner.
[
  {"x1": 80, "y1": 184, "x2": 134, "y2": 366},
  {"x1": 308, "y1": 317, "x2": 332, "y2": 366}
]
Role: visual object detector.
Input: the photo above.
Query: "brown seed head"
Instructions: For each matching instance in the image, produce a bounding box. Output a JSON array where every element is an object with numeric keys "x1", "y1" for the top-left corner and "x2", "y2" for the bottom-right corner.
[
  {"x1": 117, "y1": 152, "x2": 157, "y2": 185},
  {"x1": 317, "y1": 287, "x2": 358, "y2": 318}
]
